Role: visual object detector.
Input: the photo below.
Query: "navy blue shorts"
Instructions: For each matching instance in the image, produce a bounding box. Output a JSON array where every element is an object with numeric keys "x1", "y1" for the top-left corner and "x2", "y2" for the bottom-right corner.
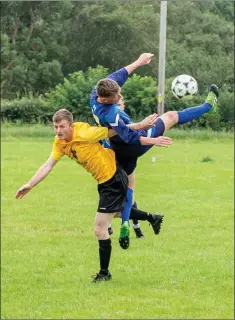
[{"x1": 110, "y1": 119, "x2": 165, "y2": 175}]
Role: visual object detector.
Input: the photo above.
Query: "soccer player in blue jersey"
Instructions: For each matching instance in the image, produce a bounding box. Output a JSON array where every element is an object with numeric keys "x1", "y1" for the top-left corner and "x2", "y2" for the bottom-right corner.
[
  {"x1": 106, "y1": 97, "x2": 167, "y2": 238},
  {"x1": 90, "y1": 52, "x2": 219, "y2": 249}
]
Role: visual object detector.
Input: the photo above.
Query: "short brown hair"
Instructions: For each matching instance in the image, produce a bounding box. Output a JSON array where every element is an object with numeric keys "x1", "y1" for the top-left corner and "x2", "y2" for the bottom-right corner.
[
  {"x1": 53, "y1": 109, "x2": 73, "y2": 124},
  {"x1": 96, "y1": 78, "x2": 120, "y2": 97}
]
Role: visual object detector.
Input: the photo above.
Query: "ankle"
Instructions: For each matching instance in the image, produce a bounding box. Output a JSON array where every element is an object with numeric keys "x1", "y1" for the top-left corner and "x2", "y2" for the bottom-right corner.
[
  {"x1": 99, "y1": 269, "x2": 109, "y2": 275},
  {"x1": 147, "y1": 213, "x2": 153, "y2": 222}
]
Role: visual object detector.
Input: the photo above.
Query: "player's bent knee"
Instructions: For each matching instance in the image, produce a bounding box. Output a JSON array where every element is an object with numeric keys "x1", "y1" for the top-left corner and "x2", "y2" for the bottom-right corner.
[
  {"x1": 166, "y1": 111, "x2": 178, "y2": 123},
  {"x1": 128, "y1": 172, "x2": 135, "y2": 189},
  {"x1": 160, "y1": 111, "x2": 178, "y2": 130},
  {"x1": 94, "y1": 224, "x2": 108, "y2": 239}
]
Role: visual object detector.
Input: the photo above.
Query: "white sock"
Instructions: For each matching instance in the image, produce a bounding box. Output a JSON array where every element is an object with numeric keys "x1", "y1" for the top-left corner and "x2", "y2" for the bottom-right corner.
[{"x1": 133, "y1": 223, "x2": 140, "y2": 229}]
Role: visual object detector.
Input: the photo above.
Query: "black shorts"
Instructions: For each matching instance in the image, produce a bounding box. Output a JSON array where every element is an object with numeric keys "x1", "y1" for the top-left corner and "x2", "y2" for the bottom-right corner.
[
  {"x1": 97, "y1": 166, "x2": 128, "y2": 213},
  {"x1": 114, "y1": 155, "x2": 138, "y2": 176},
  {"x1": 110, "y1": 119, "x2": 165, "y2": 175}
]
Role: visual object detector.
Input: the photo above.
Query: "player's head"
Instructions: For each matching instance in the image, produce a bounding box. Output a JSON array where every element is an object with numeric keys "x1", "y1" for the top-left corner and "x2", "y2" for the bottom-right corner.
[
  {"x1": 53, "y1": 109, "x2": 74, "y2": 141},
  {"x1": 96, "y1": 78, "x2": 122, "y2": 104}
]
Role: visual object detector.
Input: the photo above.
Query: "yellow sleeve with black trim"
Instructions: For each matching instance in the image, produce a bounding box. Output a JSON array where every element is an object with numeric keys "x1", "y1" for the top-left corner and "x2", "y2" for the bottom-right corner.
[
  {"x1": 50, "y1": 139, "x2": 64, "y2": 161},
  {"x1": 75, "y1": 122, "x2": 109, "y2": 143}
]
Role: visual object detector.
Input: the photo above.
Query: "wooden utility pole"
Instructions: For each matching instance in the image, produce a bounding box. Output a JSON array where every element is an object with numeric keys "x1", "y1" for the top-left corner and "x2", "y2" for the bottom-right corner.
[{"x1": 157, "y1": 1, "x2": 167, "y2": 115}]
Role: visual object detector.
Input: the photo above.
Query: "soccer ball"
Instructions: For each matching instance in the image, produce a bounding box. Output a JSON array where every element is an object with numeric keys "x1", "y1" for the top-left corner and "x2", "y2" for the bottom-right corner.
[{"x1": 171, "y1": 74, "x2": 198, "y2": 99}]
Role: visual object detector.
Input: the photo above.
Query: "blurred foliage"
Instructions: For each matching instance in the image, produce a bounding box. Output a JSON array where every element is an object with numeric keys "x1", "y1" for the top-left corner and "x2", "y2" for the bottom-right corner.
[{"x1": 0, "y1": 0, "x2": 234, "y2": 129}]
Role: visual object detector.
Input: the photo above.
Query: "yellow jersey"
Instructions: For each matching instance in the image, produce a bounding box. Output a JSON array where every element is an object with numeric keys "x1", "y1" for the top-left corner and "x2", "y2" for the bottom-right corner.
[{"x1": 50, "y1": 122, "x2": 116, "y2": 184}]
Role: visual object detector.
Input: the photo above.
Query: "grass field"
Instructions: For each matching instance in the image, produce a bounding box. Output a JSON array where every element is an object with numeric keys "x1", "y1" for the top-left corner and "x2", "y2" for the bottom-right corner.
[{"x1": 1, "y1": 128, "x2": 234, "y2": 319}]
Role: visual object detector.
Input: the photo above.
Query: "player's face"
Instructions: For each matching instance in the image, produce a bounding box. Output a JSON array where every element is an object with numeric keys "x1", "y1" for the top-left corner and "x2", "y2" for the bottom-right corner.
[
  {"x1": 117, "y1": 96, "x2": 125, "y2": 110},
  {"x1": 53, "y1": 120, "x2": 73, "y2": 141}
]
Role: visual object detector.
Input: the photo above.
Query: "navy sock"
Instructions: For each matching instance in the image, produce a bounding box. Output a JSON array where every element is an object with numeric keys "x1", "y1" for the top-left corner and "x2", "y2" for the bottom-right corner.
[
  {"x1": 121, "y1": 187, "x2": 133, "y2": 224},
  {"x1": 99, "y1": 238, "x2": 111, "y2": 274},
  {"x1": 178, "y1": 102, "x2": 211, "y2": 124},
  {"x1": 132, "y1": 201, "x2": 139, "y2": 225},
  {"x1": 130, "y1": 207, "x2": 151, "y2": 222}
]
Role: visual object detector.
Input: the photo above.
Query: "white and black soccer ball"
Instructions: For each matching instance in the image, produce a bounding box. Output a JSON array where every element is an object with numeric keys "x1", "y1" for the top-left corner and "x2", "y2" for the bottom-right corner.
[{"x1": 171, "y1": 74, "x2": 198, "y2": 99}]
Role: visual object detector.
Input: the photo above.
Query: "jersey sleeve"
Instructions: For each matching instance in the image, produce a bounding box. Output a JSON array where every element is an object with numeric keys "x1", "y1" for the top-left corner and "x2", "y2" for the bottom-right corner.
[
  {"x1": 50, "y1": 140, "x2": 64, "y2": 161},
  {"x1": 107, "y1": 68, "x2": 129, "y2": 87},
  {"x1": 106, "y1": 114, "x2": 141, "y2": 145},
  {"x1": 78, "y1": 123, "x2": 109, "y2": 143}
]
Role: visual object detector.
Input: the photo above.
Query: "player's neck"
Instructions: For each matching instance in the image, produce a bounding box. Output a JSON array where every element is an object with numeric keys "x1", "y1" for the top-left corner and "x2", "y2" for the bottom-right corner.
[
  {"x1": 97, "y1": 96, "x2": 105, "y2": 104},
  {"x1": 97, "y1": 96, "x2": 114, "y2": 104}
]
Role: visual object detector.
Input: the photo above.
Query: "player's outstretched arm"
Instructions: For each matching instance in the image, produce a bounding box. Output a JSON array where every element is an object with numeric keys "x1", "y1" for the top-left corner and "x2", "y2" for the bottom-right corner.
[
  {"x1": 140, "y1": 136, "x2": 172, "y2": 147},
  {"x1": 15, "y1": 157, "x2": 57, "y2": 199},
  {"x1": 127, "y1": 113, "x2": 159, "y2": 130},
  {"x1": 125, "y1": 53, "x2": 154, "y2": 75}
]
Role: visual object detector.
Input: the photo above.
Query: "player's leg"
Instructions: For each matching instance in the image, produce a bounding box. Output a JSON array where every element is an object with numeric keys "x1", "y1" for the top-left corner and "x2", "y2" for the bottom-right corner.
[
  {"x1": 132, "y1": 201, "x2": 144, "y2": 238},
  {"x1": 93, "y1": 211, "x2": 116, "y2": 282},
  {"x1": 113, "y1": 155, "x2": 164, "y2": 237},
  {"x1": 103, "y1": 140, "x2": 134, "y2": 244},
  {"x1": 119, "y1": 159, "x2": 146, "y2": 244},
  {"x1": 119, "y1": 159, "x2": 164, "y2": 236},
  {"x1": 119, "y1": 185, "x2": 133, "y2": 249},
  {"x1": 118, "y1": 159, "x2": 135, "y2": 249},
  {"x1": 106, "y1": 166, "x2": 130, "y2": 250},
  {"x1": 93, "y1": 166, "x2": 129, "y2": 281},
  {"x1": 128, "y1": 171, "x2": 144, "y2": 238},
  {"x1": 107, "y1": 173, "x2": 144, "y2": 238},
  {"x1": 130, "y1": 207, "x2": 164, "y2": 235},
  {"x1": 158, "y1": 84, "x2": 219, "y2": 132},
  {"x1": 114, "y1": 209, "x2": 164, "y2": 235}
]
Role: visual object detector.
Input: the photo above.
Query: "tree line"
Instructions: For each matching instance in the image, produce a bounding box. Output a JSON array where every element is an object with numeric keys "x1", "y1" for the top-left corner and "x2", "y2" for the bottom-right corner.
[{"x1": 1, "y1": 0, "x2": 234, "y2": 129}]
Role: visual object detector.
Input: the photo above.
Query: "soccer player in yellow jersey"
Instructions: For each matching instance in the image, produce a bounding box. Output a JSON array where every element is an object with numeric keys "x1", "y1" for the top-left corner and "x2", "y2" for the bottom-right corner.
[{"x1": 15, "y1": 108, "x2": 172, "y2": 282}]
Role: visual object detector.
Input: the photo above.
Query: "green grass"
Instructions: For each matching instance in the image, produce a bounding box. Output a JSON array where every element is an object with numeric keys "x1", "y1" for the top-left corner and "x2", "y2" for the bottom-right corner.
[{"x1": 1, "y1": 136, "x2": 234, "y2": 319}]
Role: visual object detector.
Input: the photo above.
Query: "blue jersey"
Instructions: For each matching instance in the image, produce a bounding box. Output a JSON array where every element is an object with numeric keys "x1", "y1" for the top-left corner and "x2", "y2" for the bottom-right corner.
[{"x1": 90, "y1": 68, "x2": 142, "y2": 145}]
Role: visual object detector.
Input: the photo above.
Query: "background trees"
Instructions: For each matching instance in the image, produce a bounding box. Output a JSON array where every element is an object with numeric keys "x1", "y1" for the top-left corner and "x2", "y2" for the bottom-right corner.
[{"x1": 1, "y1": 0, "x2": 234, "y2": 129}]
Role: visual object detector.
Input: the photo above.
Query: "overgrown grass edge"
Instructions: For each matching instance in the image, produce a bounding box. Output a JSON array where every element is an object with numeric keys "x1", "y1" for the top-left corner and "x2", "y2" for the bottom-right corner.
[{"x1": 1, "y1": 122, "x2": 234, "y2": 141}]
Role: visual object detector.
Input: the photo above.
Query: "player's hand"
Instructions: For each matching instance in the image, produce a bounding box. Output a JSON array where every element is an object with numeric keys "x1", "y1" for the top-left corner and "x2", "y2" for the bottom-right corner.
[
  {"x1": 153, "y1": 136, "x2": 172, "y2": 147},
  {"x1": 137, "y1": 53, "x2": 154, "y2": 66},
  {"x1": 140, "y1": 113, "x2": 159, "y2": 129},
  {"x1": 15, "y1": 183, "x2": 32, "y2": 199}
]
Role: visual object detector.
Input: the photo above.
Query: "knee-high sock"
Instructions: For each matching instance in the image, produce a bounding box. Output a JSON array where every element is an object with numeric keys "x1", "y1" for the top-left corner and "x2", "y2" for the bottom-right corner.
[
  {"x1": 178, "y1": 102, "x2": 211, "y2": 124},
  {"x1": 130, "y1": 207, "x2": 152, "y2": 222},
  {"x1": 132, "y1": 201, "x2": 139, "y2": 226},
  {"x1": 99, "y1": 238, "x2": 111, "y2": 274},
  {"x1": 121, "y1": 187, "x2": 133, "y2": 224}
]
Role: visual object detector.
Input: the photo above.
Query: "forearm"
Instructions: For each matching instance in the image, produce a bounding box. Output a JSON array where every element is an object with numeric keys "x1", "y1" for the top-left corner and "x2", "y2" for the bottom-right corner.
[
  {"x1": 127, "y1": 113, "x2": 159, "y2": 131},
  {"x1": 125, "y1": 53, "x2": 154, "y2": 75},
  {"x1": 124, "y1": 61, "x2": 141, "y2": 75},
  {"x1": 110, "y1": 119, "x2": 141, "y2": 144},
  {"x1": 28, "y1": 164, "x2": 52, "y2": 188},
  {"x1": 139, "y1": 136, "x2": 158, "y2": 146},
  {"x1": 127, "y1": 123, "x2": 142, "y2": 130}
]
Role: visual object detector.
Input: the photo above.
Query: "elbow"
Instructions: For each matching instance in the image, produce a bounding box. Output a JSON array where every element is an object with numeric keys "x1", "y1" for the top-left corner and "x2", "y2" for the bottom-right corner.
[{"x1": 121, "y1": 134, "x2": 134, "y2": 144}]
